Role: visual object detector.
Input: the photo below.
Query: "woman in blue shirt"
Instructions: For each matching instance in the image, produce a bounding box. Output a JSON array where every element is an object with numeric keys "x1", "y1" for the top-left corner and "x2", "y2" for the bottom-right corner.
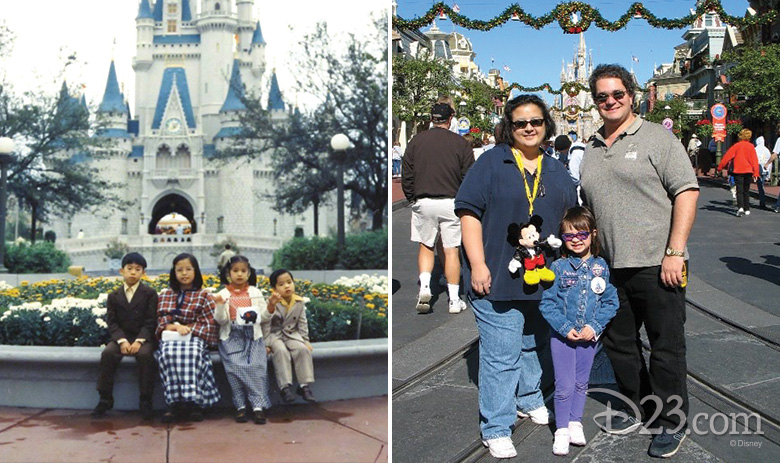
[{"x1": 456, "y1": 94, "x2": 577, "y2": 459}]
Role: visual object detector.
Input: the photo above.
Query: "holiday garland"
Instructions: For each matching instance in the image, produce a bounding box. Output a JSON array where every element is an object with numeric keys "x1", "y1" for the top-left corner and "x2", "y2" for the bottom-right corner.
[
  {"x1": 394, "y1": 1, "x2": 777, "y2": 34},
  {"x1": 503, "y1": 81, "x2": 649, "y2": 97}
]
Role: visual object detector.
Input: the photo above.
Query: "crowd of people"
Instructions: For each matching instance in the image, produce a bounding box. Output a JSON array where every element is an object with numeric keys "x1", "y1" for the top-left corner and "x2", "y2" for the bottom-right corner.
[
  {"x1": 92, "y1": 252, "x2": 316, "y2": 424},
  {"x1": 399, "y1": 63, "x2": 707, "y2": 459}
]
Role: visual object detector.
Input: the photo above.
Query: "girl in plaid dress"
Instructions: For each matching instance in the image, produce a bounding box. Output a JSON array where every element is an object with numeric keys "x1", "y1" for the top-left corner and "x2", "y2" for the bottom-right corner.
[
  {"x1": 155, "y1": 253, "x2": 221, "y2": 423},
  {"x1": 214, "y1": 256, "x2": 271, "y2": 424}
]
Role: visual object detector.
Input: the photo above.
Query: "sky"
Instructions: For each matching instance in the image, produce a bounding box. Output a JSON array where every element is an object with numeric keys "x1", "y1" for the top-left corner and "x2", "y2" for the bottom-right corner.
[
  {"x1": 1, "y1": 0, "x2": 386, "y2": 111},
  {"x1": 394, "y1": 0, "x2": 749, "y2": 105}
]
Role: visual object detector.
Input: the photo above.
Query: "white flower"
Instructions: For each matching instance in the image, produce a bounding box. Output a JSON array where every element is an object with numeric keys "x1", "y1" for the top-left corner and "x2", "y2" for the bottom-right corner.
[
  {"x1": 346, "y1": 319, "x2": 352, "y2": 325},
  {"x1": 95, "y1": 319, "x2": 107, "y2": 328},
  {"x1": 43, "y1": 316, "x2": 51, "y2": 322}
]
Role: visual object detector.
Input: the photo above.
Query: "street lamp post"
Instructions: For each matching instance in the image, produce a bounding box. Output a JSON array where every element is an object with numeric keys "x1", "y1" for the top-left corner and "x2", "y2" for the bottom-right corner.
[
  {"x1": 713, "y1": 83, "x2": 725, "y2": 167},
  {"x1": 330, "y1": 134, "x2": 350, "y2": 268},
  {"x1": 0, "y1": 137, "x2": 14, "y2": 273}
]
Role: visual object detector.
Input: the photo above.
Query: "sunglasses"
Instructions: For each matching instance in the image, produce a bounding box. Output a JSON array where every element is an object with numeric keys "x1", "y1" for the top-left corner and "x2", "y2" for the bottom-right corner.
[
  {"x1": 511, "y1": 118, "x2": 545, "y2": 130},
  {"x1": 561, "y1": 231, "x2": 591, "y2": 242},
  {"x1": 594, "y1": 90, "x2": 628, "y2": 104}
]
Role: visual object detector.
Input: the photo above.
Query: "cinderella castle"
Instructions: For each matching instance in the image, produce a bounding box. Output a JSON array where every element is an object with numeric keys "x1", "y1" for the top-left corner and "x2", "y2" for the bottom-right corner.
[
  {"x1": 551, "y1": 33, "x2": 601, "y2": 142},
  {"x1": 51, "y1": 0, "x2": 336, "y2": 271}
]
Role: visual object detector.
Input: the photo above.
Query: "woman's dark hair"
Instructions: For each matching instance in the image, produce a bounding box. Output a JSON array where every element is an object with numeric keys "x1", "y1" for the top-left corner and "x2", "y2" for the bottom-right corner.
[
  {"x1": 559, "y1": 206, "x2": 601, "y2": 258},
  {"x1": 169, "y1": 253, "x2": 204, "y2": 291},
  {"x1": 499, "y1": 94, "x2": 556, "y2": 149},
  {"x1": 220, "y1": 255, "x2": 258, "y2": 286},
  {"x1": 588, "y1": 64, "x2": 636, "y2": 99},
  {"x1": 269, "y1": 268, "x2": 294, "y2": 288}
]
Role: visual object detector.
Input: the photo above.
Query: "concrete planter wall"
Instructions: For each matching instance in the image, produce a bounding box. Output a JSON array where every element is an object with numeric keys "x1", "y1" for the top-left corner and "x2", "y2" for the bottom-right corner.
[{"x1": 0, "y1": 338, "x2": 387, "y2": 410}]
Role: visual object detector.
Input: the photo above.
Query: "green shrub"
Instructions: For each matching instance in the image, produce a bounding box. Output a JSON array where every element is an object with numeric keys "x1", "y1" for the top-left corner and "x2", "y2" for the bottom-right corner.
[
  {"x1": 272, "y1": 229, "x2": 387, "y2": 270},
  {"x1": 272, "y1": 236, "x2": 338, "y2": 270},
  {"x1": 44, "y1": 231, "x2": 57, "y2": 243},
  {"x1": 5, "y1": 242, "x2": 71, "y2": 273},
  {"x1": 340, "y1": 229, "x2": 388, "y2": 269},
  {"x1": 0, "y1": 306, "x2": 110, "y2": 347}
]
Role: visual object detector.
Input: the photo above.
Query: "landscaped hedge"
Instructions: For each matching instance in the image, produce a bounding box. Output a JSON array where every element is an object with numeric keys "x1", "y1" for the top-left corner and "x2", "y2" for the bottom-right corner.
[
  {"x1": 271, "y1": 228, "x2": 388, "y2": 270},
  {"x1": 5, "y1": 242, "x2": 71, "y2": 273}
]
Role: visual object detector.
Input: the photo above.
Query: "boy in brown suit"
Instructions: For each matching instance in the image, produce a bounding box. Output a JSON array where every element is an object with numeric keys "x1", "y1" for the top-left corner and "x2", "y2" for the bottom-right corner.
[{"x1": 93, "y1": 252, "x2": 159, "y2": 419}]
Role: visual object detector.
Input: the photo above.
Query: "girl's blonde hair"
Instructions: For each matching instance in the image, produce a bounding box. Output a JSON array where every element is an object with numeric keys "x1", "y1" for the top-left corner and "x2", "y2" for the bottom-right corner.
[
  {"x1": 738, "y1": 128, "x2": 752, "y2": 141},
  {"x1": 560, "y1": 206, "x2": 600, "y2": 258}
]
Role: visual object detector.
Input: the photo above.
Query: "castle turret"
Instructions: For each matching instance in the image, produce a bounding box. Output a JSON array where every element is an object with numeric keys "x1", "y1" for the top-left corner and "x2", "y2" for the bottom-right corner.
[
  {"x1": 267, "y1": 71, "x2": 285, "y2": 117},
  {"x1": 215, "y1": 59, "x2": 246, "y2": 140},
  {"x1": 97, "y1": 61, "x2": 132, "y2": 139},
  {"x1": 134, "y1": 0, "x2": 154, "y2": 121},
  {"x1": 197, "y1": 0, "x2": 238, "y2": 140},
  {"x1": 250, "y1": 20, "x2": 266, "y2": 78},
  {"x1": 236, "y1": 0, "x2": 254, "y2": 52}
]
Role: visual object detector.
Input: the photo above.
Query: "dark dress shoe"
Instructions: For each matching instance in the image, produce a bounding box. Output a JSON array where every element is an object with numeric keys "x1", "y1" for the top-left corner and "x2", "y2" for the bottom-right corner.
[
  {"x1": 140, "y1": 400, "x2": 154, "y2": 421},
  {"x1": 253, "y1": 409, "x2": 267, "y2": 425},
  {"x1": 188, "y1": 407, "x2": 204, "y2": 422},
  {"x1": 91, "y1": 398, "x2": 113, "y2": 417},
  {"x1": 281, "y1": 386, "x2": 296, "y2": 403},
  {"x1": 297, "y1": 385, "x2": 316, "y2": 402},
  {"x1": 235, "y1": 408, "x2": 248, "y2": 423},
  {"x1": 161, "y1": 407, "x2": 176, "y2": 423}
]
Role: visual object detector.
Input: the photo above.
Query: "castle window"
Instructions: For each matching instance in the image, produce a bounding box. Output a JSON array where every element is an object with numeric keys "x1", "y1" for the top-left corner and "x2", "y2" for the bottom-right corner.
[
  {"x1": 168, "y1": 2, "x2": 177, "y2": 14},
  {"x1": 215, "y1": 2, "x2": 221, "y2": 11},
  {"x1": 168, "y1": 20, "x2": 177, "y2": 33}
]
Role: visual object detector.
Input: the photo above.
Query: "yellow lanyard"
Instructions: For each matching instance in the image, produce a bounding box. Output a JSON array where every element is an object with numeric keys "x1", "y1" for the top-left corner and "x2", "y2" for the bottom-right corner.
[{"x1": 511, "y1": 148, "x2": 542, "y2": 217}]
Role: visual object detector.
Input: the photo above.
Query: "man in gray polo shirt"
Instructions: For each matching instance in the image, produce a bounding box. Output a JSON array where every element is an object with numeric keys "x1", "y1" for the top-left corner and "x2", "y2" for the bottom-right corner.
[{"x1": 580, "y1": 64, "x2": 699, "y2": 459}]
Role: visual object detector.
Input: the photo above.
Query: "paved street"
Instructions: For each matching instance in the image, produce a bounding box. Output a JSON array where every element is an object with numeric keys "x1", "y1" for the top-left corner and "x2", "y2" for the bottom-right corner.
[{"x1": 392, "y1": 175, "x2": 780, "y2": 462}]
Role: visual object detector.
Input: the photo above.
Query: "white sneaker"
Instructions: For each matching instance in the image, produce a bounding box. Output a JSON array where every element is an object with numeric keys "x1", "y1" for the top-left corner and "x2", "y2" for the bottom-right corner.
[
  {"x1": 568, "y1": 421, "x2": 586, "y2": 446},
  {"x1": 745, "y1": 210, "x2": 751, "y2": 216},
  {"x1": 482, "y1": 437, "x2": 517, "y2": 459},
  {"x1": 517, "y1": 406, "x2": 550, "y2": 425},
  {"x1": 448, "y1": 299, "x2": 466, "y2": 314},
  {"x1": 736, "y1": 208, "x2": 745, "y2": 217},
  {"x1": 416, "y1": 286, "x2": 432, "y2": 313},
  {"x1": 553, "y1": 428, "x2": 570, "y2": 456}
]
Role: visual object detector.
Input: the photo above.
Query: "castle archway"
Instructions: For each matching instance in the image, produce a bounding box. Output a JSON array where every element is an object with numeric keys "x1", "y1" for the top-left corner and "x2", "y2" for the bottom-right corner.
[{"x1": 149, "y1": 193, "x2": 197, "y2": 235}]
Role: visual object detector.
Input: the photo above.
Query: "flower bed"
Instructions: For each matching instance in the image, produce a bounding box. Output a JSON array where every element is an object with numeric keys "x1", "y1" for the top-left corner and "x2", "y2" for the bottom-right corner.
[{"x1": 0, "y1": 274, "x2": 387, "y2": 347}]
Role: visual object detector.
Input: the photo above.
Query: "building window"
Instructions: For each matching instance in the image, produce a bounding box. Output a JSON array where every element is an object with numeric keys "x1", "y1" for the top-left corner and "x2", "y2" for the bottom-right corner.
[
  {"x1": 121, "y1": 218, "x2": 128, "y2": 235},
  {"x1": 704, "y1": 14, "x2": 713, "y2": 27},
  {"x1": 217, "y1": 216, "x2": 224, "y2": 233},
  {"x1": 294, "y1": 227, "x2": 304, "y2": 238},
  {"x1": 168, "y1": 20, "x2": 177, "y2": 33},
  {"x1": 215, "y1": 2, "x2": 221, "y2": 11},
  {"x1": 168, "y1": 2, "x2": 177, "y2": 14}
]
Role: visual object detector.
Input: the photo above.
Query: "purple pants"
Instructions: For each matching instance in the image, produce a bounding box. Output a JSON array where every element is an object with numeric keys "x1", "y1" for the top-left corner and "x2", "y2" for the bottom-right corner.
[{"x1": 550, "y1": 333, "x2": 598, "y2": 428}]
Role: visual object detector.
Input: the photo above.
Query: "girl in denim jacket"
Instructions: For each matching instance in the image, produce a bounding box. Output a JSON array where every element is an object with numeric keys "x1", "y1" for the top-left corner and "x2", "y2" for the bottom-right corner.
[{"x1": 539, "y1": 206, "x2": 619, "y2": 456}]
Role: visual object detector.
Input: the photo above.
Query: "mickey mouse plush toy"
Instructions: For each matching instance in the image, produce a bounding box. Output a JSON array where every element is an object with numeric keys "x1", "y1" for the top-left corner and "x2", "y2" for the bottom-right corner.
[{"x1": 508, "y1": 215, "x2": 563, "y2": 285}]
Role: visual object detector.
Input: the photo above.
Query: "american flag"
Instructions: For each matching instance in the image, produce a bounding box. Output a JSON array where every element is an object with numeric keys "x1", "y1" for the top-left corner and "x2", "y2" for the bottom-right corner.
[
  {"x1": 503, "y1": 65, "x2": 511, "y2": 72},
  {"x1": 632, "y1": 55, "x2": 640, "y2": 63},
  {"x1": 453, "y1": 3, "x2": 460, "y2": 13}
]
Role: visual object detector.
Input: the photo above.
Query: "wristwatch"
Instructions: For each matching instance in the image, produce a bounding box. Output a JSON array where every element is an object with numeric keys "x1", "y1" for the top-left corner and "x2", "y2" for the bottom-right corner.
[{"x1": 665, "y1": 247, "x2": 685, "y2": 257}]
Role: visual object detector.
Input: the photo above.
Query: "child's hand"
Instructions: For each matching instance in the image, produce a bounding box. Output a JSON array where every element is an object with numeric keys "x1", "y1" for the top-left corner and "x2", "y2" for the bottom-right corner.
[
  {"x1": 120, "y1": 341, "x2": 133, "y2": 355},
  {"x1": 565, "y1": 329, "x2": 580, "y2": 342},
  {"x1": 266, "y1": 347, "x2": 272, "y2": 354},
  {"x1": 578, "y1": 325, "x2": 595, "y2": 341},
  {"x1": 266, "y1": 292, "x2": 281, "y2": 313},
  {"x1": 305, "y1": 342, "x2": 313, "y2": 352},
  {"x1": 214, "y1": 294, "x2": 225, "y2": 304},
  {"x1": 176, "y1": 324, "x2": 192, "y2": 336}
]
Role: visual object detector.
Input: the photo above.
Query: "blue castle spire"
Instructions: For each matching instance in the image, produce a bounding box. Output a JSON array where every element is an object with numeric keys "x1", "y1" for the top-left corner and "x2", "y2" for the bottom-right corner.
[
  {"x1": 252, "y1": 21, "x2": 266, "y2": 45},
  {"x1": 220, "y1": 59, "x2": 247, "y2": 112},
  {"x1": 136, "y1": 0, "x2": 153, "y2": 19},
  {"x1": 98, "y1": 61, "x2": 128, "y2": 114},
  {"x1": 267, "y1": 72, "x2": 285, "y2": 111}
]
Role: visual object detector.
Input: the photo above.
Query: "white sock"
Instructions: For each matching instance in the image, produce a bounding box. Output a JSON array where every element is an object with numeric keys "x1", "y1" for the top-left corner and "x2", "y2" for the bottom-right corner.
[
  {"x1": 448, "y1": 284, "x2": 460, "y2": 302},
  {"x1": 300, "y1": 383, "x2": 308, "y2": 387},
  {"x1": 419, "y1": 272, "x2": 431, "y2": 288}
]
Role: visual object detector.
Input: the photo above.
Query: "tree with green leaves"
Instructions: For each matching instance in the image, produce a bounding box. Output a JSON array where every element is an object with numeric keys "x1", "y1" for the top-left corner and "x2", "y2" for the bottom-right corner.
[
  {"x1": 392, "y1": 50, "x2": 454, "y2": 139},
  {"x1": 218, "y1": 15, "x2": 387, "y2": 231},
  {"x1": 643, "y1": 96, "x2": 693, "y2": 138},
  {"x1": 723, "y1": 44, "x2": 780, "y2": 124},
  {"x1": 455, "y1": 77, "x2": 501, "y2": 135}
]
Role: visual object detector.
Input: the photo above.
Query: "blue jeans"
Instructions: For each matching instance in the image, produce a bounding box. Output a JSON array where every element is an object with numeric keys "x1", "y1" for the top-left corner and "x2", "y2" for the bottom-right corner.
[
  {"x1": 392, "y1": 159, "x2": 401, "y2": 176},
  {"x1": 470, "y1": 297, "x2": 548, "y2": 439}
]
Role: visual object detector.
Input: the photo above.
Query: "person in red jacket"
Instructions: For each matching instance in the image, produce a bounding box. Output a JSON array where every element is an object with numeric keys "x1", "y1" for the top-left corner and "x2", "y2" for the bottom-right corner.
[{"x1": 718, "y1": 128, "x2": 760, "y2": 217}]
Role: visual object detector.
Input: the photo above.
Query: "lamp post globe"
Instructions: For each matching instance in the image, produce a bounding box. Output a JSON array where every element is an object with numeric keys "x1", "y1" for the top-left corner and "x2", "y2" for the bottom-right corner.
[
  {"x1": 330, "y1": 134, "x2": 349, "y2": 268},
  {"x1": 0, "y1": 137, "x2": 14, "y2": 274}
]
